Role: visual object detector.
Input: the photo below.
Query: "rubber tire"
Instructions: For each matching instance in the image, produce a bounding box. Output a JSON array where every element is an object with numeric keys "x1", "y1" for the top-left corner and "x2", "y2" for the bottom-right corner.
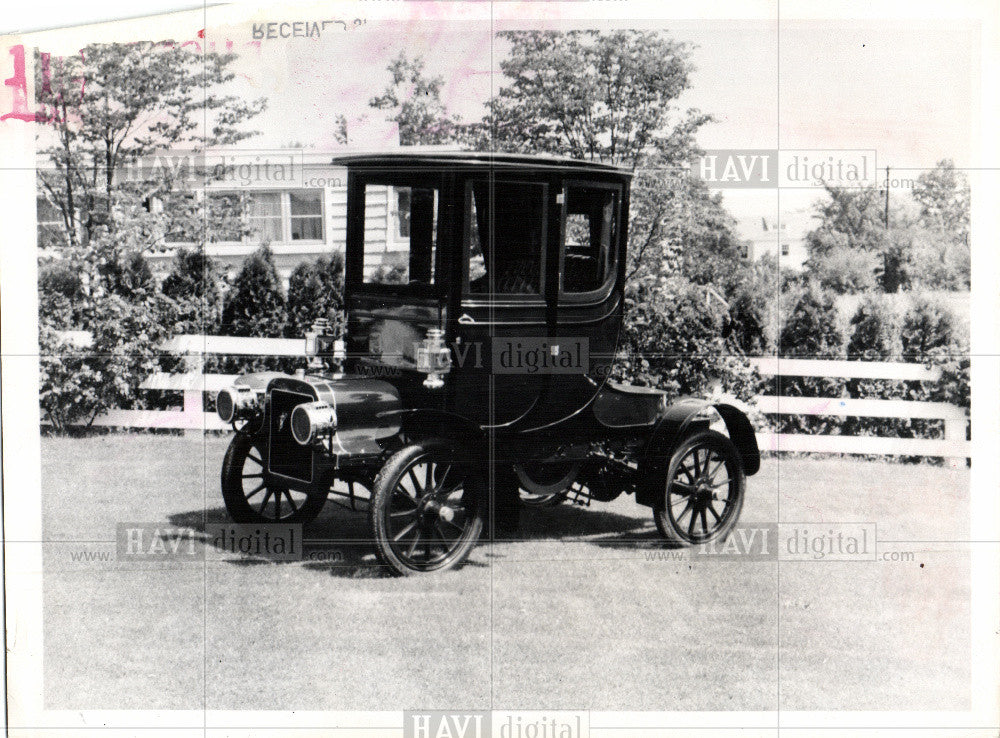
[
  {"x1": 221, "y1": 433, "x2": 327, "y2": 525},
  {"x1": 653, "y1": 429, "x2": 745, "y2": 545},
  {"x1": 369, "y1": 440, "x2": 485, "y2": 576}
]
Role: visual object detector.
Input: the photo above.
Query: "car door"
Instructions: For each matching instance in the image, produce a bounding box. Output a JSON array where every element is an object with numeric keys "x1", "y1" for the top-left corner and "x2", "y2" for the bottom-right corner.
[
  {"x1": 527, "y1": 178, "x2": 625, "y2": 432},
  {"x1": 446, "y1": 174, "x2": 556, "y2": 428}
]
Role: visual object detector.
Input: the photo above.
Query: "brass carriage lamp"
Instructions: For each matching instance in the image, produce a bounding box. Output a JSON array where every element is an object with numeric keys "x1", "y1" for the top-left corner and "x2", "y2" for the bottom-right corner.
[
  {"x1": 304, "y1": 318, "x2": 345, "y2": 371},
  {"x1": 415, "y1": 327, "x2": 452, "y2": 389}
]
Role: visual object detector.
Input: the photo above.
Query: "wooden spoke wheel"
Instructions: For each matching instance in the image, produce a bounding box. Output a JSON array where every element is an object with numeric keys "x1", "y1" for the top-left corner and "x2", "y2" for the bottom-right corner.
[
  {"x1": 221, "y1": 433, "x2": 327, "y2": 524},
  {"x1": 653, "y1": 430, "x2": 745, "y2": 545},
  {"x1": 369, "y1": 440, "x2": 484, "y2": 575}
]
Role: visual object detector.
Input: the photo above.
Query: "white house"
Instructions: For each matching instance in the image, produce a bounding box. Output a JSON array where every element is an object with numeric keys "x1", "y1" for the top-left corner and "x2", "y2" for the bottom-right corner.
[
  {"x1": 736, "y1": 209, "x2": 812, "y2": 271},
  {"x1": 36, "y1": 148, "x2": 425, "y2": 286}
]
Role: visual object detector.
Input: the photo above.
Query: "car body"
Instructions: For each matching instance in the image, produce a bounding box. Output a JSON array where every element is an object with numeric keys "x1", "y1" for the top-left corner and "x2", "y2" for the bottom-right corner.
[{"x1": 216, "y1": 151, "x2": 760, "y2": 574}]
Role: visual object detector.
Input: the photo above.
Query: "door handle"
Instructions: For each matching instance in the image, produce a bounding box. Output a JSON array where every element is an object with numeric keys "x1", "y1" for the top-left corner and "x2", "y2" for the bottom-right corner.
[{"x1": 458, "y1": 314, "x2": 476, "y2": 325}]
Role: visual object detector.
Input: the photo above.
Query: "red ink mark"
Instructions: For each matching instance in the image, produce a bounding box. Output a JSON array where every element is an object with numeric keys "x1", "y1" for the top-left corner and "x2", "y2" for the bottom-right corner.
[
  {"x1": 197, "y1": 28, "x2": 205, "y2": 38},
  {"x1": 2, "y1": 45, "x2": 37, "y2": 121}
]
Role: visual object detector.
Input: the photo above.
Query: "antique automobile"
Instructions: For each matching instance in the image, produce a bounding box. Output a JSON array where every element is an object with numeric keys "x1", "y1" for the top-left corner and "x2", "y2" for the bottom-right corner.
[{"x1": 215, "y1": 151, "x2": 760, "y2": 575}]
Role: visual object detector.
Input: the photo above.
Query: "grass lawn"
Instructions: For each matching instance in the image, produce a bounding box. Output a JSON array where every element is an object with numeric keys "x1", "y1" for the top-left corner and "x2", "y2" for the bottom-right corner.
[{"x1": 41, "y1": 434, "x2": 969, "y2": 711}]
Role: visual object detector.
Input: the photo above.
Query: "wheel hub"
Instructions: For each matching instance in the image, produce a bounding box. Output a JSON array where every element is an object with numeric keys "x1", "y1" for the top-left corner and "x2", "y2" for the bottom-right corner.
[{"x1": 416, "y1": 497, "x2": 455, "y2": 529}]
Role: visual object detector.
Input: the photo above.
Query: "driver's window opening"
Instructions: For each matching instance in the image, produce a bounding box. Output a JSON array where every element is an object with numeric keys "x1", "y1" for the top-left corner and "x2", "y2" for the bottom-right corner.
[
  {"x1": 563, "y1": 187, "x2": 618, "y2": 293},
  {"x1": 468, "y1": 181, "x2": 545, "y2": 295},
  {"x1": 363, "y1": 183, "x2": 438, "y2": 286}
]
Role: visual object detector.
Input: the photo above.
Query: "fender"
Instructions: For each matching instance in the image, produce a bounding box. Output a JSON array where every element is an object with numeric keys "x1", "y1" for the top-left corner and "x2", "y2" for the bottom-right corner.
[
  {"x1": 714, "y1": 402, "x2": 761, "y2": 476},
  {"x1": 635, "y1": 398, "x2": 760, "y2": 507},
  {"x1": 389, "y1": 408, "x2": 488, "y2": 457}
]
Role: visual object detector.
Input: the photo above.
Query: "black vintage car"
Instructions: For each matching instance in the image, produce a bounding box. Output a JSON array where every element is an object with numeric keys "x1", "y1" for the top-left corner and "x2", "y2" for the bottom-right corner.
[{"x1": 215, "y1": 151, "x2": 760, "y2": 575}]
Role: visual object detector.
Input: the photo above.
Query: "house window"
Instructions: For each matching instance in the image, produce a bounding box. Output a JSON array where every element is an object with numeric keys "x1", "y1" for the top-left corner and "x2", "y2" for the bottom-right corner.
[
  {"x1": 36, "y1": 196, "x2": 65, "y2": 246},
  {"x1": 200, "y1": 189, "x2": 324, "y2": 244},
  {"x1": 780, "y1": 243, "x2": 790, "y2": 257},
  {"x1": 289, "y1": 190, "x2": 323, "y2": 240},
  {"x1": 247, "y1": 192, "x2": 283, "y2": 242}
]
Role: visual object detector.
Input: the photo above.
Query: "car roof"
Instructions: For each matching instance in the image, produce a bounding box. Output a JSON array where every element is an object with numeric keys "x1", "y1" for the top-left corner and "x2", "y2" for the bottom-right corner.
[{"x1": 330, "y1": 149, "x2": 632, "y2": 178}]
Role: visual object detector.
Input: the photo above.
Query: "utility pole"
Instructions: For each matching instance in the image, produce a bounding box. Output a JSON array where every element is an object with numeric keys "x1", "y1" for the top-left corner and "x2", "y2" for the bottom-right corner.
[{"x1": 884, "y1": 165, "x2": 890, "y2": 229}]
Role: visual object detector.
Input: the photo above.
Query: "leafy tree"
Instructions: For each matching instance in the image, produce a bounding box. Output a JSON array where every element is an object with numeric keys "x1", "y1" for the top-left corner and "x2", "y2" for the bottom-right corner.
[
  {"x1": 369, "y1": 53, "x2": 461, "y2": 145},
  {"x1": 285, "y1": 253, "x2": 346, "y2": 337},
  {"x1": 35, "y1": 42, "x2": 265, "y2": 249},
  {"x1": 806, "y1": 185, "x2": 888, "y2": 257},
  {"x1": 805, "y1": 167, "x2": 971, "y2": 293},
  {"x1": 808, "y1": 245, "x2": 880, "y2": 294},
  {"x1": 481, "y1": 30, "x2": 709, "y2": 167},
  {"x1": 221, "y1": 245, "x2": 287, "y2": 338},
  {"x1": 898, "y1": 223, "x2": 970, "y2": 291},
  {"x1": 912, "y1": 159, "x2": 970, "y2": 247}
]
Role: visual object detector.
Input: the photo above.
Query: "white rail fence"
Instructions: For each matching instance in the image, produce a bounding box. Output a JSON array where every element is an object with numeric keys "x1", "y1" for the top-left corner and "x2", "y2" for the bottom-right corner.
[{"x1": 53, "y1": 334, "x2": 970, "y2": 462}]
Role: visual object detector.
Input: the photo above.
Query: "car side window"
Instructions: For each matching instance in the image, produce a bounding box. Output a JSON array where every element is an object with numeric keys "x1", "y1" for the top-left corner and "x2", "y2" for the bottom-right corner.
[
  {"x1": 562, "y1": 186, "x2": 618, "y2": 294},
  {"x1": 468, "y1": 180, "x2": 546, "y2": 295},
  {"x1": 363, "y1": 183, "x2": 439, "y2": 286}
]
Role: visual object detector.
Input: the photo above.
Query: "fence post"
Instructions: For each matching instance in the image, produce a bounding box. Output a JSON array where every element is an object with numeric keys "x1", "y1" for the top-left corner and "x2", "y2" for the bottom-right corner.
[
  {"x1": 182, "y1": 350, "x2": 204, "y2": 436},
  {"x1": 943, "y1": 414, "x2": 967, "y2": 469}
]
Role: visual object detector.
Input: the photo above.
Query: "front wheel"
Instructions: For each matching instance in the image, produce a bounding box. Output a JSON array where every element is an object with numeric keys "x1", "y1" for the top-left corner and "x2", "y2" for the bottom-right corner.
[
  {"x1": 653, "y1": 430, "x2": 745, "y2": 545},
  {"x1": 221, "y1": 433, "x2": 327, "y2": 524},
  {"x1": 369, "y1": 440, "x2": 485, "y2": 575}
]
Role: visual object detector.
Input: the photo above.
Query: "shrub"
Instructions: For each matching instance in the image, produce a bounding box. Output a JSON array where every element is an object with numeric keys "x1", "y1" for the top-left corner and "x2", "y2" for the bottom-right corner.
[
  {"x1": 900, "y1": 295, "x2": 959, "y2": 358},
  {"x1": 285, "y1": 252, "x2": 345, "y2": 337},
  {"x1": 775, "y1": 282, "x2": 845, "y2": 436},
  {"x1": 220, "y1": 245, "x2": 286, "y2": 338},
  {"x1": 39, "y1": 290, "x2": 175, "y2": 430},
  {"x1": 723, "y1": 253, "x2": 778, "y2": 355},
  {"x1": 100, "y1": 249, "x2": 155, "y2": 300},
  {"x1": 160, "y1": 248, "x2": 223, "y2": 335},
  {"x1": 847, "y1": 295, "x2": 900, "y2": 360},
  {"x1": 39, "y1": 325, "x2": 104, "y2": 431},
  {"x1": 38, "y1": 260, "x2": 84, "y2": 329},
  {"x1": 612, "y1": 278, "x2": 763, "y2": 404},
  {"x1": 900, "y1": 296, "x2": 969, "y2": 447},
  {"x1": 779, "y1": 281, "x2": 843, "y2": 357}
]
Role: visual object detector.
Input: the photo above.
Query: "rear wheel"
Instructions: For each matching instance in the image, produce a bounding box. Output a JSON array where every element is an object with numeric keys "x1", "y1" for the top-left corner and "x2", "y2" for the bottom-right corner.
[
  {"x1": 221, "y1": 433, "x2": 327, "y2": 524},
  {"x1": 653, "y1": 430, "x2": 745, "y2": 545},
  {"x1": 369, "y1": 440, "x2": 485, "y2": 575}
]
